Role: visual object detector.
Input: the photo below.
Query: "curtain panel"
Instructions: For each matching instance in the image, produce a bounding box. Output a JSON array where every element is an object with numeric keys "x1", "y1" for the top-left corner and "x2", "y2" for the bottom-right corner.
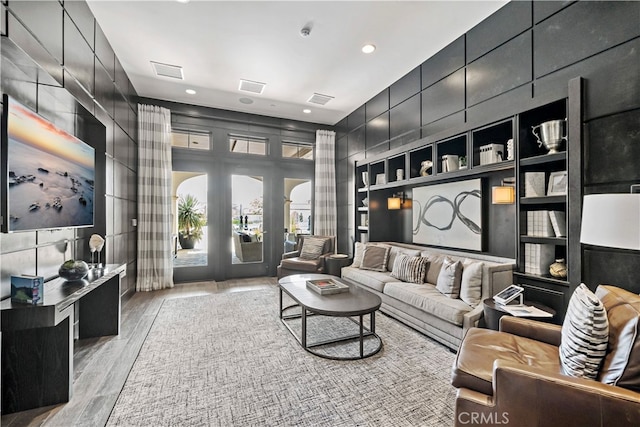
[
  {"x1": 136, "y1": 104, "x2": 174, "y2": 291},
  {"x1": 313, "y1": 130, "x2": 337, "y2": 240}
]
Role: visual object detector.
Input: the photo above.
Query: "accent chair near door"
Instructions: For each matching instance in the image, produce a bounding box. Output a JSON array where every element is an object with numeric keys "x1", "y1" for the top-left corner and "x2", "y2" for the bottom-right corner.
[{"x1": 277, "y1": 235, "x2": 335, "y2": 278}]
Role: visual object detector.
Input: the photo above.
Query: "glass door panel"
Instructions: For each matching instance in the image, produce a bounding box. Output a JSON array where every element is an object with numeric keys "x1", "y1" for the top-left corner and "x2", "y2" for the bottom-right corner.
[
  {"x1": 231, "y1": 175, "x2": 264, "y2": 264},
  {"x1": 173, "y1": 172, "x2": 208, "y2": 268},
  {"x1": 284, "y1": 178, "x2": 311, "y2": 252}
]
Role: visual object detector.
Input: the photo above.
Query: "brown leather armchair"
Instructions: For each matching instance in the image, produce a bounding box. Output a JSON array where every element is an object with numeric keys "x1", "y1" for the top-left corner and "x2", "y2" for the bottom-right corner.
[
  {"x1": 451, "y1": 285, "x2": 640, "y2": 427},
  {"x1": 276, "y1": 235, "x2": 335, "y2": 279}
]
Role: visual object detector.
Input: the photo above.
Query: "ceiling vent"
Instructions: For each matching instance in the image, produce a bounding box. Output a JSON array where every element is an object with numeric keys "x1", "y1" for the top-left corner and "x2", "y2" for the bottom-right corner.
[
  {"x1": 239, "y1": 79, "x2": 266, "y2": 94},
  {"x1": 151, "y1": 61, "x2": 184, "y2": 79},
  {"x1": 307, "y1": 93, "x2": 334, "y2": 105}
]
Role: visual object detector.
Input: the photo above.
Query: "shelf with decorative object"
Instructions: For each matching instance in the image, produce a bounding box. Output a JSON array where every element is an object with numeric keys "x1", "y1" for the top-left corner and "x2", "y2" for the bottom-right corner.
[
  {"x1": 436, "y1": 134, "x2": 466, "y2": 174},
  {"x1": 513, "y1": 77, "x2": 583, "y2": 323},
  {"x1": 471, "y1": 118, "x2": 513, "y2": 169}
]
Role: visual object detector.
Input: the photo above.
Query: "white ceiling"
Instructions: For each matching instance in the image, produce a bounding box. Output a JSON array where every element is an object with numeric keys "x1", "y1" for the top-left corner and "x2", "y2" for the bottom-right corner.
[{"x1": 87, "y1": 1, "x2": 507, "y2": 125}]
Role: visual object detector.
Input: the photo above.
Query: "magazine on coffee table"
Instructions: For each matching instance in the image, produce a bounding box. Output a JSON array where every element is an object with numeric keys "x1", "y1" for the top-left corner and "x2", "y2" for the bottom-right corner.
[{"x1": 306, "y1": 278, "x2": 349, "y2": 295}]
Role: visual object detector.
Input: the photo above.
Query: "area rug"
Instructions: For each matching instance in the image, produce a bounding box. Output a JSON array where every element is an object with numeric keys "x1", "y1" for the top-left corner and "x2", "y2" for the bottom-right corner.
[{"x1": 106, "y1": 288, "x2": 456, "y2": 426}]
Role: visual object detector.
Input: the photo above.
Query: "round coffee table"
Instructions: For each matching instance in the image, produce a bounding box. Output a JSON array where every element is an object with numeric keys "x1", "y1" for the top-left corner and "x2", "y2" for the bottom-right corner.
[{"x1": 279, "y1": 273, "x2": 382, "y2": 360}]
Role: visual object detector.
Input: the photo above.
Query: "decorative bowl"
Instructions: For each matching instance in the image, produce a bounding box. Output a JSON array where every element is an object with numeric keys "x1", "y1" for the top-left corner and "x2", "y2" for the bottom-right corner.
[{"x1": 59, "y1": 260, "x2": 90, "y2": 281}]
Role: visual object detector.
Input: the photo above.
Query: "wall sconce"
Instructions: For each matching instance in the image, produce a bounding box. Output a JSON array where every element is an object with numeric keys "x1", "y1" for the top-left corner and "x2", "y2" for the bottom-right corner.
[
  {"x1": 580, "y1": 187, "x2": 640, "y2": 250},
  {"x1": 492, "y1": 178, "x2": 516, "y2": 204},
  {"x1": 387, "y1": 192, "x2": 406, "y2": 210}
]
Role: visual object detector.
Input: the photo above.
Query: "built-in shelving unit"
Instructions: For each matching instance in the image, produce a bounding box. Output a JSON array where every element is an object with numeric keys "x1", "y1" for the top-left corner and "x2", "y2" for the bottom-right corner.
[{"x1": 353, "y1": 78, "x2": 584, "y2": 322}]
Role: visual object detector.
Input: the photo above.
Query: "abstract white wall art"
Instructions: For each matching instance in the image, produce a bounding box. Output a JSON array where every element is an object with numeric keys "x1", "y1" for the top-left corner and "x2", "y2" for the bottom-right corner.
[{"x1": 412, "y1": 178, "x2": 482, "y2": 250}]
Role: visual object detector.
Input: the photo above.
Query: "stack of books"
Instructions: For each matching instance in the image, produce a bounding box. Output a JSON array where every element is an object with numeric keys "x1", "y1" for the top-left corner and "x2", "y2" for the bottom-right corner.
[
  {"x1": 479, "y1": 143, "x2": 504, "y2": 165},
  {"x1": 524, "y1": 172, "x2": 546, "y2": 197},
  {"x1": 527, "y1": 211, "x2": 554, "y2": 237},
  {"x1": 306, "y1": 278, "x2": 349, "y2": 295},
  {"x1": 524, "y1": 243, "x2": 555, "y2": 275}
]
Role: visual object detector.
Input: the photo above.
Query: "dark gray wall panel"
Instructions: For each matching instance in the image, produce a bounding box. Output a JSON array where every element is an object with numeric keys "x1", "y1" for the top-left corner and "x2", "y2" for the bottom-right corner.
[
  {"x1": 348, "y1": 105, "x2": 365, "y2": 131},
  {"x1": 336, "y1": 135, "x2": 348, "y2": 160},
  {"x1": 389, "y1": 128, "x2": 421, "y2": 151},
  {"x1": 94, "y1": 61, "x2": 114, "y2": 118},
  {"x1": 534, "y1": 1, "x2": 640, "y2": 78},
  {"x1": 535, "y1": 39, "x2": 639, "y2": 121},
  {"x1": 390, "y1": 93, "x2": 420, "y2": 140},
  {"x1": 37, "y1": 244, "x2": 72, "y2": 281},
  {"x1": 0, "y1": 233, "x2": 36, "y2": 254},
  {"x1": 336, "y1": 117, "x2": 348, "y2": 140},
  {"x1": 6, "y1": 12, "x2": 63, "y2": 86},
  {"x1": 467, "y1": 0, "x2": 531, "y2": 63},
  {"x1": 584, "y1": 248, "x2": 640, "y2": 294},
  {"x1": 366, "y1": 141, "x2": 389, "y2": 158},
  {"x1": 533, "y1": 0, "x2": 574, "y2": 23},
  {"x1": 95, "y1": 23, "x2": 114, "y2": 79},
  {"x1": 467, "y1": 30, "x2": 532, "y2": 106},
  {"x1": 348, "y1": 126, "x2": 366, "y2": 156},
  {"x1": 366, "y1": 112, "x2": 389, "y2": 149},
  {"x1": 421, "y1": 35, "x2": 465, "y2": 89},
  {"x1": 63, "y1": 14, "x2": 94, "y2": 95},
  {"x1": 422, "y1": 68, "x2": 465, "y2": 125},
  {"x1": 467, "y1": 84, "x2": 532, "y2": 127},
  {"x1": 114, "y1": 95, "x2": 129, "y2": 134},
  {"x1": 421, "y1": 111, "x2": 465, "y2": 139},
  {"x1": 390, "y1": 66, "x2": 420, "y2": 108},
  {"x1": 114, "y1": 125, "x2": 129, "y2": 176},
  {"x1": 114, "y1": 56, "x2": 128, "y2": 97},
  {"x1": 63, "y1": 1, "x2": 94, "y2": 49},
  {"x1": 7, "y1": 1, "x2": 63, "y2": 63},
  {"x1": 584, "y1": 110, "x2": 640, "y2": 186},
  {"x1": 366, "y1": 88, "x2": 389, "y2": 122}
]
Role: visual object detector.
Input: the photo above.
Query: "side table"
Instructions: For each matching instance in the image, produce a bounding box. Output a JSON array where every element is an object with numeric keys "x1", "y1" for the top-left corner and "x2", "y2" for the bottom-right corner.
[
  {"x1": 482, "y1": 298, "x2": 556, "y2": 331},
  {"x1": 326, "y1": 254, "x2": 352, "y2": 277}
]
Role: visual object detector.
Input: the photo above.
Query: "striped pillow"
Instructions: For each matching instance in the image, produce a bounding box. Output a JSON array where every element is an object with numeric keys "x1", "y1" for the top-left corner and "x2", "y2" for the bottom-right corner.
[
  {"x1": 299, "y1": 237, "x2": 327, "y2": 260},
  {"x1": 391, "y1": 255, "x2": 429, "y2": 283},
  {"x1": 560, "y1": 283, "x2": 609, "y2": 379}
]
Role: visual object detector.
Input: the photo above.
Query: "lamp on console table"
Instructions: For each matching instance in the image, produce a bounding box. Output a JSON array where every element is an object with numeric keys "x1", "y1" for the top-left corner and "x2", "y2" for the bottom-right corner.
[{"x1": 580, "y1": 190, "x2": 640, "y2": 250}]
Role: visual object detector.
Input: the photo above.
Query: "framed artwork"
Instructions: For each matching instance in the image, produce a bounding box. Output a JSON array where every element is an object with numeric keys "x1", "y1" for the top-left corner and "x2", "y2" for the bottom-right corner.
[
  {"x1": 412, "y1": 178, "x2": 482, "y2": 250},
  {"x1": 547, "y1": 171, "x2": 568, "y2": 196}
]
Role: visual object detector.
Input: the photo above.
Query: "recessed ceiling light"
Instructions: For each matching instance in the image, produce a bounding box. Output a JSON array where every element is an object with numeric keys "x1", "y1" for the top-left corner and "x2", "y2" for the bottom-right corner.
[
  {"x1": 176, "y1": 0, "x2": 190, "y2": 3},
  {"x1": 185, "y1": 89, "x2": 196, "y2": 95},
  {"x1": 239, "y1": 97, "x2": 254, "y2": 104},
  {"x1": 362, "y1": 44, "x2": 376, "y2": 54},
  {"x1": 303, "y1": 109, "x2": 311, "y2": 114}
]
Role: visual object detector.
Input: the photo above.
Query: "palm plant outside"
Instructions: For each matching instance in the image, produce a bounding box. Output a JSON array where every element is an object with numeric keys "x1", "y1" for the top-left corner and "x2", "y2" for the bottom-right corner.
[{"x1": 177, "y1": 194, "x2": 206, "y2": 242}]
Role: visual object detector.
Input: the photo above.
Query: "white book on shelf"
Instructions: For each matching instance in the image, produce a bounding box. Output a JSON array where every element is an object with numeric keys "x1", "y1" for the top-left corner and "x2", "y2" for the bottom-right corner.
[
  {"x1": 524, "y1": 172, "x2": 546, "y2": 197},
  {"x1": 548, "y1": 211, "x2": 567, "y2": 237}
]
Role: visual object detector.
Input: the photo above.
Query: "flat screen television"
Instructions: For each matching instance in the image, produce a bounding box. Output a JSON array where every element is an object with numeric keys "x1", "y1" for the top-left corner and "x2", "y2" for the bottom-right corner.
[{"x1": 1, "y1": 94, "x2": 95, "y2": 233}]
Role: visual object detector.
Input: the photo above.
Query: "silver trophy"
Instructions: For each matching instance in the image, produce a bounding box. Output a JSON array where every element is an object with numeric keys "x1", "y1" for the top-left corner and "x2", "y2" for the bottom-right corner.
[{"x1": 532, "y1": 119, "x2": 567, "y2": 154}]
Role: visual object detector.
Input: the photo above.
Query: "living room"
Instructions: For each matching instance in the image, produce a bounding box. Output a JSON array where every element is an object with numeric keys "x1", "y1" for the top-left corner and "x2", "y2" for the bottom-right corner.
[{"x1": 1, "y1": 1, "x2": 639, "y2": 426}]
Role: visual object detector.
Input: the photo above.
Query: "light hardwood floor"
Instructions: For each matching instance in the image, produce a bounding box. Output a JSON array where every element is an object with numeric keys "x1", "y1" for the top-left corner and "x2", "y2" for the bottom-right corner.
[{"x1": 1, "y1": 277, "x2": 279, "y2": 427}]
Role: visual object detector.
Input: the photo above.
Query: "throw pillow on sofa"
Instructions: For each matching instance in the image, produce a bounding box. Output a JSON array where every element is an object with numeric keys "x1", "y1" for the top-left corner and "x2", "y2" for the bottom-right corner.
[
  {"x1": 436, "y1": 257, "x2": 463, "y2": 299},
  {"x1": 391, "y1": 254, "x2": 429, "y2": 283},
  {"x1": 460, "y1": 260, "x2": 484, "y2": 307},
  {"x1": 352, "y1": 242, "x2": 365, "y2": 267},
  {"x1": 560, "y1": 283, "x2": 609, "y2": 380},
  {"x1": 387, "y1": 247, "x2": 422, "y2": 272},
  {"x1": 360, "y1": 244, "x2": 391, "y2": 272},
  {"x1": 299, "y1": 237, "x2": 328, "y2": 260},
  {"x1": 425, "y1": 255, "x2": 444, "y2": 285}
]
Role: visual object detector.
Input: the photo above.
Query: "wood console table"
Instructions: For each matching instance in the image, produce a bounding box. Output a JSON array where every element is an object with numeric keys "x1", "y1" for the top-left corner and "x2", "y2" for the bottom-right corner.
[{"x1": 1, "y1": 264, "x2": 126, "y2": 414}]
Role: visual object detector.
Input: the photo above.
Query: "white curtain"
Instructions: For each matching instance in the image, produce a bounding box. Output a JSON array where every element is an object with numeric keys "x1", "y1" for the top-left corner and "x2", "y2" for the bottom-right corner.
[
  {"x1": 136, "y1": 104, "x2": 174, "y2": 291},
  {"x1": 314, "y1": 130, "x2": 337, "y2": 240}
]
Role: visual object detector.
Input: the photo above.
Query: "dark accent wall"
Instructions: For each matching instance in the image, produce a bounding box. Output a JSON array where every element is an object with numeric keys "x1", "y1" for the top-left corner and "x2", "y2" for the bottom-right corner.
[
  {"x1": 336, "y1": 1, "x2": 640, "y2": 293},
  {"x1": 1, "y1": 1, "x2": 139, "y2": 299}
]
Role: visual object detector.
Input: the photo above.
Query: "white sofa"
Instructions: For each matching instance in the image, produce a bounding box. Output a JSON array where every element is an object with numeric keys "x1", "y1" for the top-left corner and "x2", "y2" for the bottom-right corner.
[{"x1": 341, "y1": 242, "x2": 515, "y2": 350}]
